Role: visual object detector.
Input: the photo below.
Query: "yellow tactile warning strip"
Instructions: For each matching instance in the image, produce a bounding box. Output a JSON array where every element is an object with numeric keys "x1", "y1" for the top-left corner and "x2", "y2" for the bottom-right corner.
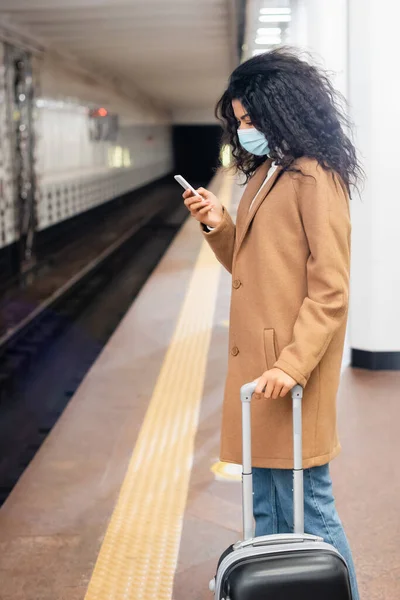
[{"x1": 85, "y1": 173, "x2": 233, "y2": 600}]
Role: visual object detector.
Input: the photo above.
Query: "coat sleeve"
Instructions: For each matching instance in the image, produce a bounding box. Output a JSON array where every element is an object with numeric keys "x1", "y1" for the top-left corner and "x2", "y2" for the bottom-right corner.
[
  {"x1": 273, "y1": 165, "x2": 351, "y2": 387},
  {"x1": 201, "y1": 207, "x2": 236, "y2": 274}
]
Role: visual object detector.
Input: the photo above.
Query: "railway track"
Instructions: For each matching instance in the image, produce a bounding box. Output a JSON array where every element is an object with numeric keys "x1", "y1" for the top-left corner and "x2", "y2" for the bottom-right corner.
[{"x1": 0, "y1": 181, "x2": 187, "y2": 504}]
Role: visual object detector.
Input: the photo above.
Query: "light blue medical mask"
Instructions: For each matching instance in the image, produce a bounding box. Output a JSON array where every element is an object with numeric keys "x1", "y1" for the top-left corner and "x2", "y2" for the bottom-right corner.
[{"x1": 237, "y1": 127, "x2": 270, "y2": 156}]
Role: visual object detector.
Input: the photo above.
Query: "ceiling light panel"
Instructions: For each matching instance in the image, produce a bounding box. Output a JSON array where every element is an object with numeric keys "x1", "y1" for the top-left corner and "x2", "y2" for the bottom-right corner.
[
  {"x1": 259, "y1": 7, "x2": 291, "y2": 15},
  {"x1": 256, "y1": 27, "x2": 282, "y2": 35},
  {"x1": 259, "y1": 14, "x2": 291, "y2": 23}
]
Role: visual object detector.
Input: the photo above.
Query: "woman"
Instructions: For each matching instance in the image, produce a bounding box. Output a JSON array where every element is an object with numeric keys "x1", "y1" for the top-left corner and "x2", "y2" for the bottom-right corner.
[{"x1": 183, "y1": 49, "x2": 362, "y2": 599}]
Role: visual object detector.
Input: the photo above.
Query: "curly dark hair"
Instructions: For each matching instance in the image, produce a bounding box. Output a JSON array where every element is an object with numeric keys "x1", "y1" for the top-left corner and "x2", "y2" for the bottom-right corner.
[{"x1": 215, "y1": 48, "x2": 363, "y2": 194}]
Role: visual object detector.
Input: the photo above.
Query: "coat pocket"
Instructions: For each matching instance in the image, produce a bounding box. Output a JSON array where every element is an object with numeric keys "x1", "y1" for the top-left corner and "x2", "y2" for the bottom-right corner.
[{"x1": 263, "y1": 328, "x2": 278, "y2": 370}]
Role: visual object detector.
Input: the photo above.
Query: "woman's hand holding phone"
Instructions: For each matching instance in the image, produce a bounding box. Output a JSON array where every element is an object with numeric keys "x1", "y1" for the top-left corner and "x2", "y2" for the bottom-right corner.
[{"x1": 182, "y1": 187, "x2": 223, "y2": 228}]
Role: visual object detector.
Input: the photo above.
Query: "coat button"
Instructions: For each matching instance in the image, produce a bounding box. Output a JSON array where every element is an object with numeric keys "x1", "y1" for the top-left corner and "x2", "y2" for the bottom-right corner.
[
  {"x1": 231, "y1": 346, "x2": 239, "y2": 356},
  {"x1": 232, "y1": 279, "x2": 241, "y2": 289}
]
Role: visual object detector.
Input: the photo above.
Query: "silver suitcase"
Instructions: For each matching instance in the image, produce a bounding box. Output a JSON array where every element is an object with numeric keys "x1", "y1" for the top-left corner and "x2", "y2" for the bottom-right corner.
[{"x1": 209, "y1": 382, "x2": 352, "y2": 599}]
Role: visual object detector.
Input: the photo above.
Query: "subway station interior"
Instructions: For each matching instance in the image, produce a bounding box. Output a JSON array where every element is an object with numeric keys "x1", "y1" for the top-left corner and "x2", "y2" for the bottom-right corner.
[{"x1": 0, "y1": 1, "x2": 399, "y2": 599}]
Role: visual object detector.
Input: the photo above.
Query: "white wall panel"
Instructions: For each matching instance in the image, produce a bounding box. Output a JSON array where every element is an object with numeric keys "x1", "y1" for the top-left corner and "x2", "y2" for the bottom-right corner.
[
  {"x1": 35, "y1": 103, "x2": 172, "y2": 177},
  {"x1": 348, "y1": 0, "x2": 400, "y2": 352},
  {"x1": 32, "y1": 61, "x2": 173, "y2": 232},
  {"x1": 34, "y1": 102, "x2": 172, "y2": 230}
]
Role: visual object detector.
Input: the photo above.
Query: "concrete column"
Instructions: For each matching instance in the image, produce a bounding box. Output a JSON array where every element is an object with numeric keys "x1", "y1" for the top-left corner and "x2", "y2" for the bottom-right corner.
[
  {"x1": 347, "y1": 0, "x2": 400, "y2": 368},
  {"x1": 288, "y1": 0, "x2": 308, "y2": 49},
  {"x1": 290, "y1": 0, "x2": 348, "y2": 97},
  {"x1": 302, "y1": 0, "x2": 348, "y2": 98},
  {"x1": 291, "y1": 0, "x2": 351, "y2": 368},
  {"x1": 292, "y1": 0, "x2": 400, "y2": 368}
]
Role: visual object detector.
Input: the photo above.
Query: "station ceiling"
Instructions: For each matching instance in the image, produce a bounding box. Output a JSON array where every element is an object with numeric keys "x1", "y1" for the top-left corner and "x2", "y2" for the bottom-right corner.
[{"x1": 0, "y1": 0, "x2": 239, "y2": 118}]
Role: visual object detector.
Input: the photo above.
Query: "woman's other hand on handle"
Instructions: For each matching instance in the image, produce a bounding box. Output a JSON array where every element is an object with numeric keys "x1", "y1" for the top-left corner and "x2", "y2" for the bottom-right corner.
[{"x1": 254, "y1": 368, "x2": 297, "y2": 399}]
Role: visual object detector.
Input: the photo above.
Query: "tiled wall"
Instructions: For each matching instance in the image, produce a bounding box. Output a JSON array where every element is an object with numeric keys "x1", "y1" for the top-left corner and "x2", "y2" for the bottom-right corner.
[
  {"x1": 37, "y1": 157, "x2": 172, "y2": 230},
  {"x1": 0, "y1": 44, "x2": 173, "y2": 249},
  {"x1": 36, "y1": 115, "x2": 173, "y2": 230}
]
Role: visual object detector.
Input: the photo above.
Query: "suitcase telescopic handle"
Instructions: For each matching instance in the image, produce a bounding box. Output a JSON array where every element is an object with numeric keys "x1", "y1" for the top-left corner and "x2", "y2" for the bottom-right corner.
[{"x1": 240, "y1": 382, "x2": 304, "y2": 541}]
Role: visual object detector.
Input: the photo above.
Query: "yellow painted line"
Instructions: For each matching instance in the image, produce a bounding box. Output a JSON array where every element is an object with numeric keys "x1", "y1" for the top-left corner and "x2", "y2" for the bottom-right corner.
[{"x1": 85, "y1": 174, "x2": 233, "y2": 600}]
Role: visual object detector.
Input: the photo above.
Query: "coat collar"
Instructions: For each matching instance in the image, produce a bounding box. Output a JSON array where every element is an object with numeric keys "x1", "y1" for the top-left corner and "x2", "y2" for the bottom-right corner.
[{"x1": 235, "y1": 159, "x2": 282, "y2": 253}]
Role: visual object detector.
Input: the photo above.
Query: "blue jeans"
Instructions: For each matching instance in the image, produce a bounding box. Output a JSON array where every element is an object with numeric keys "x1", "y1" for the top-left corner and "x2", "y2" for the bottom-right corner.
[{"x1": 253, "y1": 464, "x2": 359, "y2": 600}]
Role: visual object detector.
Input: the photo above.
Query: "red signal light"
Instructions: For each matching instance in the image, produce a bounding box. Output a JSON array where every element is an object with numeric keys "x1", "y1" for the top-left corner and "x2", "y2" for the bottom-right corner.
[{"x1": 98, "y1": 107, "x2": 108, "y2": 117}]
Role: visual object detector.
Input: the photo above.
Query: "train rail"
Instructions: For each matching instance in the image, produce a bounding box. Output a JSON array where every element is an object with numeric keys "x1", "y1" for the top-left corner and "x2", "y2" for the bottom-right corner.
[{"x1": 0, "y1": 180, "x2": 187, "y2": 503}]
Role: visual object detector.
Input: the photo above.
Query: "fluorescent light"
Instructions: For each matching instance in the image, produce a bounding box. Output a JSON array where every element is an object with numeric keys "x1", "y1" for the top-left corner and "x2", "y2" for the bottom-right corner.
[
  {"x1": 259, "y1": 15, "x2": 291, "y2": 22},
  {"x1": 260, "y1": 7, "x2": 291, "y2": 14},
  {"x1": 257, "y1": 27, "x2": 281, "y2": 36},
  {"x1": 255, "y1": 36, "x2": 281, "y2": 45}
]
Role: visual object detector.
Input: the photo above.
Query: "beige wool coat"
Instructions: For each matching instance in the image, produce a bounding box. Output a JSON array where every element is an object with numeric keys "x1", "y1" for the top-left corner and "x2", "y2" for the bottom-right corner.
[{"x1": 203, "y1": 157, "x2": 351, "y2": 469}]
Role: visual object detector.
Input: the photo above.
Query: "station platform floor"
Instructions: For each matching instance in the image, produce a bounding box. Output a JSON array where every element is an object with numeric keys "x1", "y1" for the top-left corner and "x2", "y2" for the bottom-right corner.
[{"x1": 0, "y1": 170, "x2": 399, "y2": 600}]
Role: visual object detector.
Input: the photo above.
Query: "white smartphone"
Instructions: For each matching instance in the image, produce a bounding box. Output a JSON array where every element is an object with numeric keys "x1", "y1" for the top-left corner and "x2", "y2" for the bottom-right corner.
[{"x1": 174, "y1": 174, "x2": 202, "y2": 198}]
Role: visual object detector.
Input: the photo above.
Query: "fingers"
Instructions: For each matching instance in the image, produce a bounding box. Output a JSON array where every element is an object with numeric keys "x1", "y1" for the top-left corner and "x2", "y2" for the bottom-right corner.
[
  {"x1": 184, "y1": 196, "x2": 201, "y2": 210},
  {"x1": 183, "y1": 193, "x2": 201, "y2": 206},
  {"x1": 255, "y1": 375, "x2": 266, "y2": 395},
  {"x1": 196, "y1": 187, "x2": 210, "y2": 199},
  {"x1": 264, "y1": 379, "x2": 275, "y2": 399},
  {"x1": 182, "y1": 189, "x2": 202, "y2": 200},
  {"x1": 272, "y1": 383, "x2": 293, "y2": 399},
  {"x1": 266, "y1": 381, "x2": 293, "y2": 399},
  {"x1": 254, "y1": 369, "x2": 295, "y2": 400},
  {"x1": 279, "y1": 385, "x2": 291, "y2": 398},
  {"x1": 183, "y1": 192, "x2": 214, "y2": 222},
  {"x1": 184, "y1": 197, "x2": 205, "y2": 210},
  {"x1": 185, "y1": 199, "x2": 210, "y2": 212},
  {"x1": 270, "y1": 383, "x2": 280, "y2": 400},
  {"x1": 198, "y1": 204, "x2": 214, "y2": 215}
]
